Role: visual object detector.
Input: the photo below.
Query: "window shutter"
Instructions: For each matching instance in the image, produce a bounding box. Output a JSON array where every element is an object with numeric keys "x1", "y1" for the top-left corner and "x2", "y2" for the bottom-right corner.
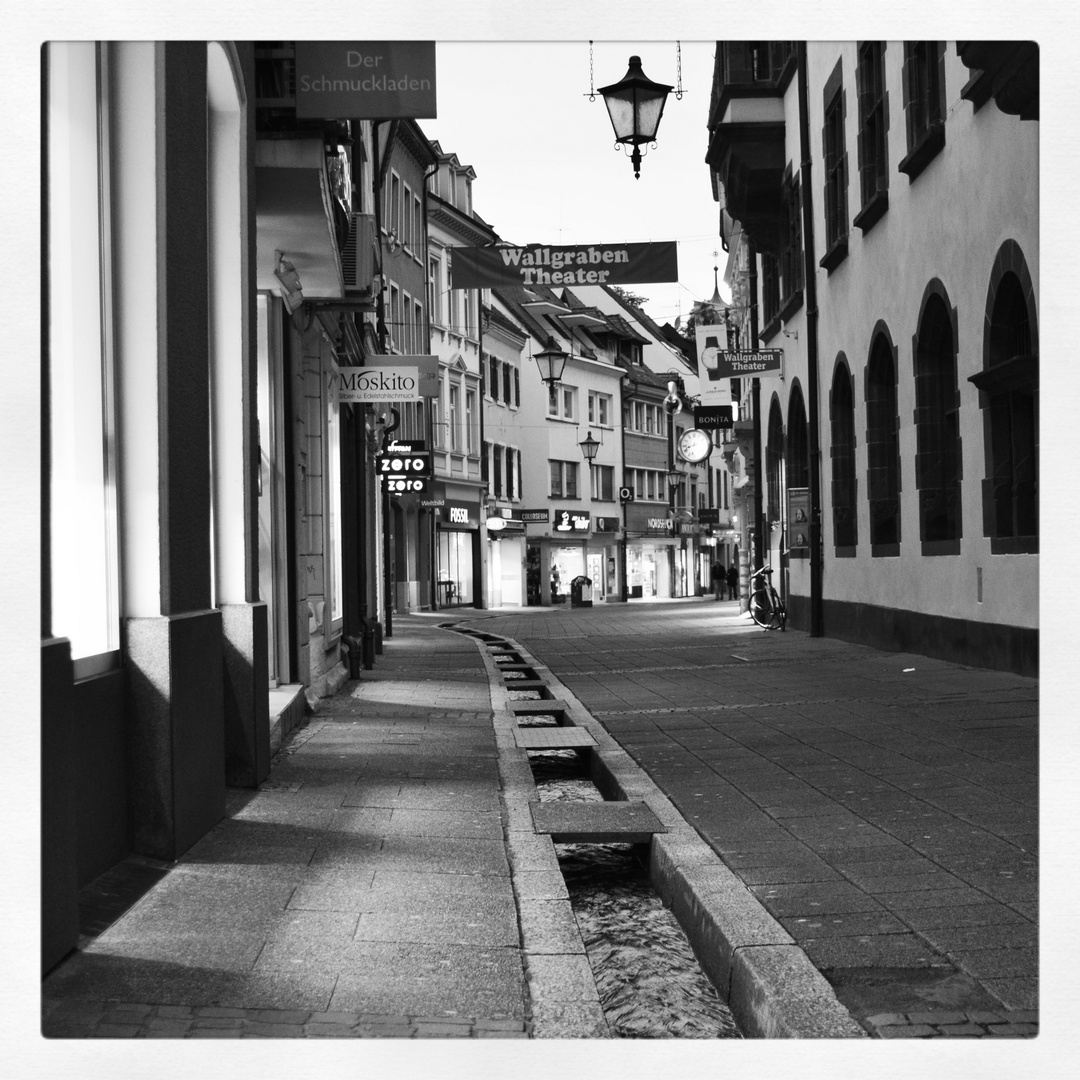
[
  {"x1": 901, "y1": 45, "x2": 917, "y2": 148},
  {"x1": 839, "y1": 149, "x2": 849, "y2": 230},
  {"x1": 514, "y1": 368, "x2": 520, "y2": 406},
  {"x1": 934, "y1": 41, "x2": 947, "y2": 123}
]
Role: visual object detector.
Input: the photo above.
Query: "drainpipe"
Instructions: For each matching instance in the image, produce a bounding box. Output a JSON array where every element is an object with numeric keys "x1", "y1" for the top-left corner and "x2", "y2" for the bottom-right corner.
[
  {"x1": 797, "y1": 42, "x2": 824, "y2": 637},
  {"x1": 748, "y1": 241, "x2": 764, "y2": 586},
  {"x1": 421, "y1": 158, "x2": 440, "y2": 613}
]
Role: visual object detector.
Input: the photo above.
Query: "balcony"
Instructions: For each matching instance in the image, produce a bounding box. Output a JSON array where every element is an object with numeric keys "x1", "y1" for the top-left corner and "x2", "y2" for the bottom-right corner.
[
  {"x1": 957, "y1": 41, "x2": 1038, "y2": 120},
  {"x1": 705, "y1": 43, "x2": 796, "y2": 256}
]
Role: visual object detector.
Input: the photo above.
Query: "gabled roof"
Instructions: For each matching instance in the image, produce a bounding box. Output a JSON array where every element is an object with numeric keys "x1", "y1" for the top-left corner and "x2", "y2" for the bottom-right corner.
[{"x1": 601, "y1": 313, "x2": 651, "y2": 344}]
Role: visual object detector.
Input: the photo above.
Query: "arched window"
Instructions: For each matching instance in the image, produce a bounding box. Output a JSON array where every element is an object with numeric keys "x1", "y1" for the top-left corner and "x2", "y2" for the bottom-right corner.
[
  {"x1": 865, "y1": 330, "x2": 900, "y2": 554},
  {"x1": 830, "y1": 360, "x2": 857, "y2": 552},
  {"x1": 766, "y1": 397, "x2": 785, "y2": 525},
  {"x1": 786, "y1": 384, "x2": 809, "y2": 555},
  {"x1": 914, "y1": 288, "x2": 962, "y2": 551},
  {"x1": 970, "y1": 243, "x2": 1038, "y2": 553}
]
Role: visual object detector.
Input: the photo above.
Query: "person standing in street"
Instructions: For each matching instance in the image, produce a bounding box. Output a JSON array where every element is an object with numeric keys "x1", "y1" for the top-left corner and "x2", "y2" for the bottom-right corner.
[
  {"x1": 712, "y1": 562, "x2": 725, "y2": 600},
  {"x1": 726, "y1": 563, "x2": 739, "y2": 603}
]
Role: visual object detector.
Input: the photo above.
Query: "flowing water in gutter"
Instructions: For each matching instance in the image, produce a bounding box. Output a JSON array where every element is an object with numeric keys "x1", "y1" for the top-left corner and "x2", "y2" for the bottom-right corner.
[{"x1": 529, "y1": 750, "x2": 742, "y2": 1039}]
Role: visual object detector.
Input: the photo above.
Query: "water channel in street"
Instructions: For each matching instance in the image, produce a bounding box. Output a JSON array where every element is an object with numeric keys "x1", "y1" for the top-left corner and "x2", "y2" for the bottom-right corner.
[{"x1": 528, "y1": 749, "x2": 742, "y2": 1039}]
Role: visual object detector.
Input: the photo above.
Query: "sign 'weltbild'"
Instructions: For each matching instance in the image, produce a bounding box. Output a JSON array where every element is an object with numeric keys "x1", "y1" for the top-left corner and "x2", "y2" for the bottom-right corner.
[{"x1": 450, "y1": 242, "x2": 678, "y2": 290}]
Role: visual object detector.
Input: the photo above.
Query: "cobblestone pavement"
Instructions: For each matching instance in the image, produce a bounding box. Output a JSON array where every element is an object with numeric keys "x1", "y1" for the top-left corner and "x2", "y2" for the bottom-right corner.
[
  {"x1": 451, "y1": 600, "x2": 1041, "y2": 1040},
  {"x1": 40, "y1": 622, "x2": 538, "y2": 1044},
  {"x1": 41, "y1": 1000, "x2": 526, "y2": 1039}
]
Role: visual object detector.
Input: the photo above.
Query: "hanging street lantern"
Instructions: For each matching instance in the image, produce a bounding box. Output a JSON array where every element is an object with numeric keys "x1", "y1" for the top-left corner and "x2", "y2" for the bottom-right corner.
[
  {"x1": 533, "y1": 335, "x2": 569, "y2": 387},
  {"x1": 598, "y1": 55, "x2": 674, "y2": 179},
  {"x1": 578, "y1": 431, "x2": 601, "y2": 462}
]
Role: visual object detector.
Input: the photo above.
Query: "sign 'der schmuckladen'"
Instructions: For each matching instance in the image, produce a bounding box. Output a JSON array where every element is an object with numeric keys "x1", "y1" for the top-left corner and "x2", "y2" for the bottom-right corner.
[{"x1": 450, "y1": 242, "x2": 678, "y2": 289}]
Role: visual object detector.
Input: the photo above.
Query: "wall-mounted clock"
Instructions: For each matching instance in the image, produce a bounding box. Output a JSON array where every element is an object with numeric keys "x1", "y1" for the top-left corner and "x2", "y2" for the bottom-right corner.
[{"x1": 678, "y1": 428, "x2": 713, "y2": 464}]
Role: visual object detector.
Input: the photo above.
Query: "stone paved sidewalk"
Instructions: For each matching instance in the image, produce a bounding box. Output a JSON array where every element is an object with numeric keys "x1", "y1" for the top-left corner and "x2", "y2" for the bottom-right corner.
[
  {"x1": 41, "y1": 622, "x2": 536, "y2": 1040},
  {"x1": 41, "y1": 1000, "x2": 527, "y2": 1039}
]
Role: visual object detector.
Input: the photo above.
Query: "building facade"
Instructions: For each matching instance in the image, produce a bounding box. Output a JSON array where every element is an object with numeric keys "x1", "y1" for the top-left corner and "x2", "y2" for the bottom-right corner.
[
  {"x1": 707, "y1": 41, "x2": 1038, "y2": 673},
  {"x1": 425, "y1": 143, "x2": 492, "y2": 610},
  {"x1": 42, "y1": 38, "x2": 403, "y2": 973}
]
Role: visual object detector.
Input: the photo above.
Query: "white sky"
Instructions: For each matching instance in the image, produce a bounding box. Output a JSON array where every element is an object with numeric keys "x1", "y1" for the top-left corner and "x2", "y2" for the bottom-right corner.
[{"x1": 421, "y1": 40, "x2": 725, "y2": 328}]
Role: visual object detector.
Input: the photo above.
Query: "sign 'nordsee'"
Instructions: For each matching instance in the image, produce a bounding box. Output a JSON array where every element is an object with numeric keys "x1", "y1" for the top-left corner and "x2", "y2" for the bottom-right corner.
[{"x1": 450, "y1": 242, "x2": 678, "y2": 289}]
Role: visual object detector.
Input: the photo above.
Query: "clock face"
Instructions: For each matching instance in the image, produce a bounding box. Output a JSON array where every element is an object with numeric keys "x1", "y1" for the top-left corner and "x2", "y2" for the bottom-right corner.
[{"x1": 678, "y1": 428, "x2": 713, "y2": 464}]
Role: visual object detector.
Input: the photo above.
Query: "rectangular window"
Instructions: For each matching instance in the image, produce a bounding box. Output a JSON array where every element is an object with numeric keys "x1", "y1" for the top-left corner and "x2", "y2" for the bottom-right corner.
[
  {"x1": 900, "y1": 42, "x2": 947, "y2": 179},
  {"x1": 514, "y1": 368, "x2": 520, "y2": 407},
  {"x1": 466, "y1": 388, "x2": 477, "y2": 454},
  {"x1": 506, "y1": 446, "x2": 516, "y2": 499},
  {"x1": 780, "y1": 174, "x2": 803, "y2": 304},
  {"x1": 550, "y1": 460, "x2": 578, "y2": 498},
  {"x1": 489, "y1": 356, "x2": 499, "y2": 401},
  {"x1": 589, "y1": 391, "x2": 612, "y2": 426},
  {"x1": 429, "y1": 258, "x2": 442, "y2": 325},
  {"x1": 493, "y1": 442, "x2": 503, "y2": 496},
  {"x1": 855, "y1": 41, "x2": 889, "y2": 225},
  {"x1": 390, "y1": 172, "x2": 401, "y2": 242},
  {"x1": 590, "y1": 464, "x2": 614, "y2": 501},
  {"x1": 762, "y1": 253, "x2": 781, "y2": 325},
  {"x1": 548, "y1": 383, "x2": 578, "y2": 420},
  {"x1": 401, "y1": 182, "x2": 413, "y2": 249},
  {"x1": 448, "y1": 384, "x2": 460, "y2": 451},
  {"x1": 503, "y1": 362, "x2": 512, "y2": 403},
  {"x1": 47, "y1": 41, "x2": 121, "y2": 671},
  {"x1": 633, "y1": 402, "x2": 645, "y2": 431},
  {"x1": 822, "y1": 64, "x2": 848, "y2": 261},
  {"x1": 388, "y1": 284, "x2": 400, "y2": 350}
]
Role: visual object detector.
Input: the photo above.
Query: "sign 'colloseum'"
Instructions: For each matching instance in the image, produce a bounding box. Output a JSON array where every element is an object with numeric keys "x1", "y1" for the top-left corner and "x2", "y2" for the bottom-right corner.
[{"x1": 450, "y1": 242, "x2": 678, "y2": 290}]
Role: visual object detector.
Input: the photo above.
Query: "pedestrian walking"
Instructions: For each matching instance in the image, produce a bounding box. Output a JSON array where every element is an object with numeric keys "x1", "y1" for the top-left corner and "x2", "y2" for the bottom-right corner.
[
  {"x1": 726, "y1": 564, "x2": 738, "y2": 602},
  {"x1": 711, "y1": 562, "x2": 725, "y2": 600}
]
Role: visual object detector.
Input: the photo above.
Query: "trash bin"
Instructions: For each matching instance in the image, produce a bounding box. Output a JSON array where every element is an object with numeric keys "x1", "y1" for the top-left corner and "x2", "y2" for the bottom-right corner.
[{"x1": 570, "y1": 575, "x2": 593, "y2": 608}]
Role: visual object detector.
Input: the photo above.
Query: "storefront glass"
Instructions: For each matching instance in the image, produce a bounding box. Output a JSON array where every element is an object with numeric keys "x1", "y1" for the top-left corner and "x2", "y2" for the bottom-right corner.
[{"x1": 437, "y1": 529, "x2": 474, "y2": 607}]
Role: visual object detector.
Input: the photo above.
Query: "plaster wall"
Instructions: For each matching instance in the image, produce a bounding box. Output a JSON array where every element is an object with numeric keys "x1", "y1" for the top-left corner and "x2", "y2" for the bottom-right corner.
[{"x1": 760, "y1": 43, "x2": 1038, "y2": 632}]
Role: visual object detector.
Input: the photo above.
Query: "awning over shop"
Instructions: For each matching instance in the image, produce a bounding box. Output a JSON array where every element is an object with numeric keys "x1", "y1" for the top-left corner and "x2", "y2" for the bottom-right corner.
[{"x1": 255, "y1": 138, "x2": 343, "y2": 299}]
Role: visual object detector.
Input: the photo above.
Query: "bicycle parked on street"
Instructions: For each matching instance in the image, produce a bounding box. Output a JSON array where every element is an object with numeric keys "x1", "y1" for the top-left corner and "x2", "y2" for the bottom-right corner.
[{"x1": 749, "y1": 564, "x2": 786, "y2": 631}]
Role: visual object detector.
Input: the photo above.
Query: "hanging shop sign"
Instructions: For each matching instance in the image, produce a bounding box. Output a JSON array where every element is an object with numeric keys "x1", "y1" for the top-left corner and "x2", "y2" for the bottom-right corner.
[
  {"x1": 367, "y1": 354, "x2": 440, "y2": 398},
  {"x1": 376, "y1": 440, "x2": 431, "y2": 494},
  {"x1": 449, "y1": 241, "x2": 678, "y2": 290},
  {"x1": 334, "y1": 365, "x2": 417, "y2": 403},
  {"x1": 554, "y1": 510, "x2": 592, "y2": 533},
  {"x1": 694, "y1": 406, "x2": 733, "y2": 429},
  {"x1": 698, "y1": 508, "x2": 721, "y2": 525},
  {"x1": 593, "y1": 516, "x2": 619, "y2": 533},
  {"x1": 788, "y1": 487, "x2": 810, "y2": 550},
  {"x1": 295, "y1": 42, "x2": 437, "y2": 119},
  {"x1": 706, "y1": 349, "x2": 784, "y2": 380}
]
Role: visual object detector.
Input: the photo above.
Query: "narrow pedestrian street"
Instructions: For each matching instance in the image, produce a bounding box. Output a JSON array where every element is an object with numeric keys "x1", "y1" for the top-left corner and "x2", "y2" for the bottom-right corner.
[{"x1": 42, "y1": 602, "x2": 1039, "y2": 1045}]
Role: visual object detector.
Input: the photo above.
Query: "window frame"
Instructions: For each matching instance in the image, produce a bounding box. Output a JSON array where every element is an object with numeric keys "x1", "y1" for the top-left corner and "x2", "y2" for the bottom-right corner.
[
  {"x1": 47, "y1": 41, "x2": 123, "y2": 677},
  {"x1": 821, "y1": 59, "x2": 849, "y2": 272},
  {"x1": 899, "y1": 41, "x2": 947, "y2": 182},
  {"x1": 854, "y1": 41, "x2": 889, "y2": 233}
]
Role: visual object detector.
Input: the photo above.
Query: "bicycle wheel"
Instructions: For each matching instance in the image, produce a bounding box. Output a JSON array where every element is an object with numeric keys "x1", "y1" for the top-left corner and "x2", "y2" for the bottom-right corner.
[{"x1": 749, "y1": 588, "x2": 774, "y2": 629}]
